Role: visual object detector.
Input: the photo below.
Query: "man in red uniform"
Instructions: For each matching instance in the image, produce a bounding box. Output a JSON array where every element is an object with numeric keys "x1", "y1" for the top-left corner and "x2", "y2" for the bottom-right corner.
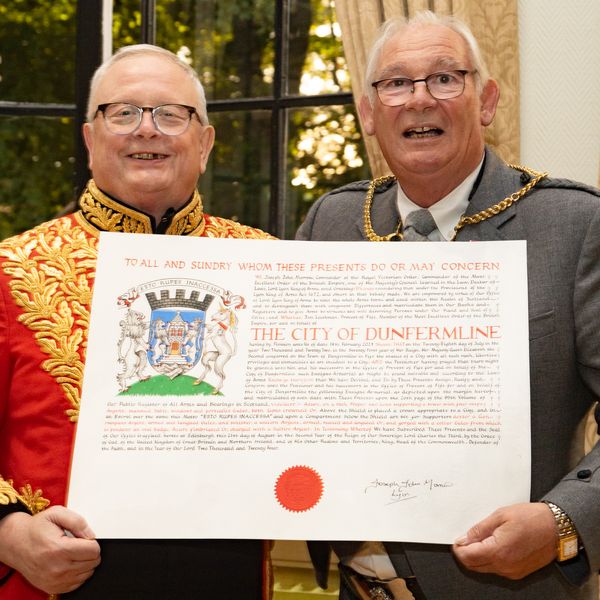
[{"x1": 0, "y1": 44, "x2": 274, "y2": 600}]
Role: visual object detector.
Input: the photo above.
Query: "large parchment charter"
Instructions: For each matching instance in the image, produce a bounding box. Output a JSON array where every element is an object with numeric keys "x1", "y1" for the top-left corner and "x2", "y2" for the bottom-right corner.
[{"x1": 68, "y1": 233, "x2": 530, "y2": 542}]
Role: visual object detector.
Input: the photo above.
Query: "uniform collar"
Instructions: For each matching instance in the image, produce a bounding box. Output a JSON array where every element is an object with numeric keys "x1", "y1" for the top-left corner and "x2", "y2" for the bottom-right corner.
[{"x1": 77, "y1": 179, "x2": 206, "y2": 235}]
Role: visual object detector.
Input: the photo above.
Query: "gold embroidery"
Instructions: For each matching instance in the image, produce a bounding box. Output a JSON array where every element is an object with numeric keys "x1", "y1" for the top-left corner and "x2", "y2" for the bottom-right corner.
[
  {"x1": 0, "y1": 475, "x2": 19, "y2": 505},
  {"x1": 0, "y1": 217, "x2": 96, "y2": 422},
  {"x1": 203, "y1": 214, "x2": 275, "y2": 239},
  {"x1": 0, "y1": 474, "x2": 50, "y2": 514},
  {"x1": 0, "y1": 187, "x2": 272, "y2": 428},
  {"x1": 165, "y1": 195, "x2": 205, "y2": 236},
  {"x1": 79, "y1": 179, "x2": 206, "y2": 235},
  {"x1": 77, "y1": 179, "x2": 275, "y2": 238}
]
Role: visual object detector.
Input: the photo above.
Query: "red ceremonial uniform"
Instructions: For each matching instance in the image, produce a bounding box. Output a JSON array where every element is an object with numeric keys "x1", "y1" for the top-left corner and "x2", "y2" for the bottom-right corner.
[{"x1": 0, "y1": 180, "x2": 274, "y2": 600}]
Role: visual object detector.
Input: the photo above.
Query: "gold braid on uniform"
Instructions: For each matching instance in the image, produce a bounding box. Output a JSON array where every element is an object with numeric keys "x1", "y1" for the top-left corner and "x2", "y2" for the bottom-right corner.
[
  {"x1": 78, "y1": 179, "x2": 206, "y2": 236},
  {"x1": 0, "y1": 217, "x2": 96, "y2": 423},
  {"x1": 363, "y1": 164, "x2": 548, "y2": 242},
  {"x1": 0, "y1": 474, "x2": 50, "y2": 514},
  {"x1": 77, "y1": 180, "x2": 275, "y2": 239},
  {"x1": 0, "y1": 182, "x2": 273, "y2": 431},
  {"x1": 202, "y1": 214, "x2": 276, "y2": 239}
]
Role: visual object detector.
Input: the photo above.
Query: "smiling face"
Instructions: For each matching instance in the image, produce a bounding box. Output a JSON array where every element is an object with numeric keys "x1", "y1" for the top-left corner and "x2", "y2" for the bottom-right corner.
[
  {"x1": 83, "y1": 54, "x2": 215, "y2": 220},
  {"x1": 359, "y1": 24, "x2": 499, "y2": 205}
]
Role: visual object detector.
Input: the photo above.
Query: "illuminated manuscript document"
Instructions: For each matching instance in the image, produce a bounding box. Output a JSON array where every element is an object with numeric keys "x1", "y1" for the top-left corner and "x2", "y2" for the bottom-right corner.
[{"x1": 68, "y1": 233, "x2": 530, "y2": 543}]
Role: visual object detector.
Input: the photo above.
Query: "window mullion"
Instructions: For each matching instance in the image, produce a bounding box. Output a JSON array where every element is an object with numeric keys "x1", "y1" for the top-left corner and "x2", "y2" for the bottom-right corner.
[
  {"x1": 270, "y1": 0, "x2": 290, "y2": 238},
  {"x1": 141, "y1": 0, "x2": 157, "y2": 44},
  {"x1": 75, "y1": 0, "x2": 106, "y2": 196}
]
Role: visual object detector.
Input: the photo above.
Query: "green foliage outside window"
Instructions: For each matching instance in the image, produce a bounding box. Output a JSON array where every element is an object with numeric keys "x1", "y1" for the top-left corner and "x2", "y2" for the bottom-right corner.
[
  {"x1": 0, "y1": 0, "x2": 76, "y2": 103},
  {"x1": 0, "y1": 0, "x2": 76, "y2": 240},
  {"x1": 0, "y1": 116, "x2": 75, "y2": 241},
  {"x1": 0, "y1": 0, "x2": 369, "y2": 241}
]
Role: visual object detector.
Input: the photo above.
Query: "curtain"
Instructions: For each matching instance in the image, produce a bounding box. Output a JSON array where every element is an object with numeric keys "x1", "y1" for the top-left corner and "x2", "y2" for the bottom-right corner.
[{"x1": 336, "y1": 0, "x2": 520, "y2": 178}]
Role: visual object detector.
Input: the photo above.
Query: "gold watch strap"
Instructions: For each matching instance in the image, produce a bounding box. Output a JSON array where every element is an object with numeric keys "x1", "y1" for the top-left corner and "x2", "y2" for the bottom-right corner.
[{"x1": 544, "y1": 501, "x2": 579, "y2": 561}]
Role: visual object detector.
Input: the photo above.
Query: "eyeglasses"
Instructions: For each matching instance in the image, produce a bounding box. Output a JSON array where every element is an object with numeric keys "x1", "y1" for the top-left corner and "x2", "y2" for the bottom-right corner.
[
  {"x1": 371, "y1": 70, "x2": 473, "y2": 106},
  {"x1": 95, "y1": 103, "x2": 200, "y2": 135}
]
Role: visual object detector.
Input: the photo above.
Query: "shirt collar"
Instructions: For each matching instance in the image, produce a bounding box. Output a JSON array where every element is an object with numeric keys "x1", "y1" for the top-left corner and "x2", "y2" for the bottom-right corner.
[{"x1": 396, "y1": 155, "x2": 485, "y2": 241}]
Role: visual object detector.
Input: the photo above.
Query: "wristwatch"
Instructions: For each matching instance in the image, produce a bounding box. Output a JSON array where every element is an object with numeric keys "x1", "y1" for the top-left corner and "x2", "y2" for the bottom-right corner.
[{"x1": 544, "y1": 501, "x2": 579, "y2": 562}]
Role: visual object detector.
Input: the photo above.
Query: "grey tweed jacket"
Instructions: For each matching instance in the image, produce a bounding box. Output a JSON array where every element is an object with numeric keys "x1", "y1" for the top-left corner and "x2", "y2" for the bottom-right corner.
[{"x1": 297, "y1": 148, "x2": 600, "y2": 599}]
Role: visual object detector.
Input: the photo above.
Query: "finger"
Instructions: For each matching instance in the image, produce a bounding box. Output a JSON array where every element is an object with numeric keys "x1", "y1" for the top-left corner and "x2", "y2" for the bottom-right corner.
[
  {"x1": 47, "y1": 571, "x2": 96, "y2": 596},
  {"x1": 455, "y1": 507, "x2": 506, "y2": 546},
  {"x1": 453, "y1": 551, "x2": 496, "y2": 573},
  {"x1": 69, "y1": 561, "x2": 101, "y2": 580},
  {"x1": 44, "y1": 506, "x2": 96, "y2": 540},
  {"x1": 43, "y1": 555, "x2": 101, "y2": 594},
  {"x1": 453, "y1": 536, "x2": 499, "y2": 568},
  {"x1": 61, "y1": 537, "x2": 102, "y2": 562},
  {"x1": 71, "y1": 549, "x2": 102, "y2": 568}
]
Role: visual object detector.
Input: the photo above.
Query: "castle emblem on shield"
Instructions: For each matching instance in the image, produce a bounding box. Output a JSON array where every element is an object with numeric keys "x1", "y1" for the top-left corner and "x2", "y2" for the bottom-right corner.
[
  {"x1": 115, "y1": 279, "x2": 245, "y2": 396},
  {"x1": 146, "y1": 288, "x2": 211, "y2": 377}
]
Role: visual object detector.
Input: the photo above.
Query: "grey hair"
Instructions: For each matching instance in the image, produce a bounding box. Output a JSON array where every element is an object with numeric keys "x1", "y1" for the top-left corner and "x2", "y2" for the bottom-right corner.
[
  {"x1": 364, "y1": 11, "x2": 490, "y2": 105},
  {"x1": 86, "y1": 44, "x2": 209, "y2": 125}
]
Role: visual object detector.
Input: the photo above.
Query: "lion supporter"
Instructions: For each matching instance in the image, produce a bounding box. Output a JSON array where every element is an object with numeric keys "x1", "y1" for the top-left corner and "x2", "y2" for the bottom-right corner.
[{"x1": 0, "y1": 44, "x2": 273, "y2": 600}]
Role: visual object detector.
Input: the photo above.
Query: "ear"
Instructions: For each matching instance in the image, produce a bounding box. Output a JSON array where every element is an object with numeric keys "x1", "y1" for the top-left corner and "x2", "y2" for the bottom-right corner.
[
  {"x1": 198, "y1": 125, "x2": 215, "y2": 174},
  {"x1": 479, "y1": 79, "x2": 500, "y2": 127},
  {"x1": 358, "y1": 95, "x2": 376, "y2": 136},
  {"x1": 82, "y1": 123, "x2": 94, "y2": 169}
]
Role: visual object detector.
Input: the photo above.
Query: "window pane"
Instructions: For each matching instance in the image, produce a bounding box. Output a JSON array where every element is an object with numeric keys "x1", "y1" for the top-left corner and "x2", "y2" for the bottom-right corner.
[
  {"x1": 286, "y1": 104, "x2": 369, "y2": 238},
  {"x1": 0, "y1": 116, "x2": 75, "y2": 239},
  {"x1": 199, "y1": 110, "x2": 272, "y2": 233},
  {"x1": 288, "y1": 0, "x2": 350, "y2": 96},
  {"x1": 112, "y1": 0, "x2": 143, "y2": 48},
  {"x1": 154, "y1": 0, "x2": 275, "y2": 101},
  {"x1": 0, "y1": 1, "x2": 76, "y2": 103}
]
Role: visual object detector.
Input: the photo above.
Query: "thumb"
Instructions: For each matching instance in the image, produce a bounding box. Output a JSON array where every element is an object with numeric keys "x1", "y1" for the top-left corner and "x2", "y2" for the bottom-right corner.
[
  {"x1": 455, "y1": 510, "x2": 503, "y2": 546},
  {"x1": 44, "y1": 506, "x2": 96, "y2": 540}
]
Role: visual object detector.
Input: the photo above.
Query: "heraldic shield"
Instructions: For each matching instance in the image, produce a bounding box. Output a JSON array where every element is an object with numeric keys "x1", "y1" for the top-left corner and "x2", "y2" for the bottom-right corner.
[
  {"x1": 146, "y1": 288, "x2": 215, "y2": 378},
  {"x1": 116, "y1": 280, "x2": 243, "y2": 394}
]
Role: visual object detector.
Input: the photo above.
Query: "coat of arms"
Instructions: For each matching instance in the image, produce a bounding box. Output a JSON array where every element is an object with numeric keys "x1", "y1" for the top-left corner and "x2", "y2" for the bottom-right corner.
[{"x1": 115, "y1": 279, "x2": 245, "y2": 396}]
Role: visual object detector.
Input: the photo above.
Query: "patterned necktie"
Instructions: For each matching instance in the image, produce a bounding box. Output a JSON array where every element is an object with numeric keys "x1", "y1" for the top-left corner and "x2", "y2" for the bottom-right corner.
[{"x1": 402, "y1": 209, "x2": 438, "y2": 241}]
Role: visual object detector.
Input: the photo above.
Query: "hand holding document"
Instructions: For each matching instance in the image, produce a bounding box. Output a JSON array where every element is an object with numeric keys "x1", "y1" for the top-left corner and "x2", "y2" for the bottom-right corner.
[{"x1": 68, "y1": 234, "x2": 530, "y2": 542}]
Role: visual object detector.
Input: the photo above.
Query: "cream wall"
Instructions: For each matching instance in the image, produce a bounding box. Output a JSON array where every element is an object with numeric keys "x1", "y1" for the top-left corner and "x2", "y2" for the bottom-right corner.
[{"x1": 519, "y1": 0, "x2": 599, "y2": 187}]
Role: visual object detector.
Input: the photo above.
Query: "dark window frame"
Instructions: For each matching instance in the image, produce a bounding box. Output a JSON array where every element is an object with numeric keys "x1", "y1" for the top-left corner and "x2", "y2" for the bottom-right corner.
[{"x1": 0, "y1": 0, "x2": 354, "y2": 239}]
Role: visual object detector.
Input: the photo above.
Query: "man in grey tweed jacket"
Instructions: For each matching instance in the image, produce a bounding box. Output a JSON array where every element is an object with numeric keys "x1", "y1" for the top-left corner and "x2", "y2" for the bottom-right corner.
[{"x1": 297, "y1": 10, "x2": 600, "y2": 600}]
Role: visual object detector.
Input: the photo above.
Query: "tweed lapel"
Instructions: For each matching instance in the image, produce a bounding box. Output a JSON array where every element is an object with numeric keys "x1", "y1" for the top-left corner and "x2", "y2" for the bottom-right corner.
[{"x1": 455, "y1": 148, "x2": 525, "y2": 242}]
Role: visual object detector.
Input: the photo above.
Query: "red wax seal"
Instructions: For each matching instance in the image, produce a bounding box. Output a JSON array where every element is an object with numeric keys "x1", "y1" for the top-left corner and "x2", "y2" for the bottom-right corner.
[{"x1": 275, "y1": 465, "x2": 323, "y2": 512}]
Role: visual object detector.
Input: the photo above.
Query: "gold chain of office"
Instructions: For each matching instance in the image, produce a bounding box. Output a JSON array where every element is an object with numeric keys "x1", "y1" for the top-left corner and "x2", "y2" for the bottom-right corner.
[{"x1": 363, "y1": 164, "x2": 548, "y2": 242}]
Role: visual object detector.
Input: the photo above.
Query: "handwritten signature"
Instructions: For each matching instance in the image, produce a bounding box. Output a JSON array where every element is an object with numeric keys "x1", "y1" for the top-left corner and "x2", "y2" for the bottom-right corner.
[{"x1": 364, "y1": 477, "x2": 454, "y2": 505}]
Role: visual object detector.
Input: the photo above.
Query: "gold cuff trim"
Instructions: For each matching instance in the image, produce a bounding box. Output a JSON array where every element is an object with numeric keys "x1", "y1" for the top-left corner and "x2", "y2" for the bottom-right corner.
[{"x1": 0, "y1": 475, "x2": 50, "y2": 515}]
